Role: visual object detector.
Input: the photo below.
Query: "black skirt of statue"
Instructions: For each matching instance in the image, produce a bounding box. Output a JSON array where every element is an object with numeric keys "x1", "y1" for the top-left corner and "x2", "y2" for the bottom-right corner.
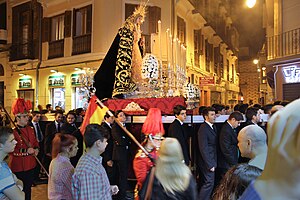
[{"x1": 94, "y1": 26, "x2": 137, "y2": 100}]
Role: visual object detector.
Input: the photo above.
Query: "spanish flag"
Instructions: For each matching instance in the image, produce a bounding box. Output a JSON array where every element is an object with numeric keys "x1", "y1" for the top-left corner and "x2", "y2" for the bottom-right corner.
[{"x1": 80, "y1": 95, "x2": 109, "y2": 134}]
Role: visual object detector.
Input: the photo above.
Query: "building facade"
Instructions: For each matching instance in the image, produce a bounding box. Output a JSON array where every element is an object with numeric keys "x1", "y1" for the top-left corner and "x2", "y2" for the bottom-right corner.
[
  {"x1": 265, "y1": 0, "x2": 300, "y2": 101},
  {"x1": 0, "y1": 0, "x2": 240, "y2": 113}
]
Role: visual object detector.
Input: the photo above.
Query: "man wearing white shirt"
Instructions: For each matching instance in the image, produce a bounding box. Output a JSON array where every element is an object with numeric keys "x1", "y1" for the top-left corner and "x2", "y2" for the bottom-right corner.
[
  {"x1": 101, "y1": 111, "x2": 116, "y2": 185},
  {"x1": 217, "y1": 111, "x2": 244, "y2": 181},
  {"x1": 29, "y1": 111, "x2": 44, "y2": 184},
  {"x1": 197, "y1": 107, "x2": 217, "y2": 200},
  {"x1": 168, "y1": 105, "x2": 191, "y2": 165}
]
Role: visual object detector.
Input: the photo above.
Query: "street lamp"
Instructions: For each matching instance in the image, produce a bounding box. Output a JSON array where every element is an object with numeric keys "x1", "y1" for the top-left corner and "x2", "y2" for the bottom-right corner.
[
  {"x1": 253, "y1": 59, "x2": 259, "y2": 65},
  {"x1": 246, "y1": 0, "x2": 256, "y2": 8}
]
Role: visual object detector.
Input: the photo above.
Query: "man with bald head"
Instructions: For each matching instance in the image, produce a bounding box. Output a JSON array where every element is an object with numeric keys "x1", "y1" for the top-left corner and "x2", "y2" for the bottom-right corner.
[
  {"x1": 240, "y1": 99, "x2": 300, "y2": 199},
  {"x1": 238, "y1": 125, "x2": 267, "y2": 170}
]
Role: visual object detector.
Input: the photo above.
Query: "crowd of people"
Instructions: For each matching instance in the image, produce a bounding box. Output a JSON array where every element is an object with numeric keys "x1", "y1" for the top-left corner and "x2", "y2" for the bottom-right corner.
[{"x1": 0, "y1": 97, "x2": 299, "y2": 200}]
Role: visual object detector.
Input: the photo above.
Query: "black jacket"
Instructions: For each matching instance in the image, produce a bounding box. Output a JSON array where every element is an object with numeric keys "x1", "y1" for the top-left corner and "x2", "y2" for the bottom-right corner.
[
  {"x1": 197, "y1": 122, "x2": 217, "y2": 170},
  {"x1": 168, "y1": 119, "x2": 190, "y2": 165},
  {"x1": 218, "y1": 122, "x2": 239, "y2": 169}
]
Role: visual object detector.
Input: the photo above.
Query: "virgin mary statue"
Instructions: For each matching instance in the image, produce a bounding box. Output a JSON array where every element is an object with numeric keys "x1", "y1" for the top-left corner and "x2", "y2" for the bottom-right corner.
[{"x1": 94, "y1": 5, "x2": 145, "y2": 100}]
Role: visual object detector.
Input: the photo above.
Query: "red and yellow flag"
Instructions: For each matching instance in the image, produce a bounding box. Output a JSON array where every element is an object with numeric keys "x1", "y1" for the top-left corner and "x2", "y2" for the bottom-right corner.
[{"x1": 80, "y1": 95, "x2": 109, "y2": 134}]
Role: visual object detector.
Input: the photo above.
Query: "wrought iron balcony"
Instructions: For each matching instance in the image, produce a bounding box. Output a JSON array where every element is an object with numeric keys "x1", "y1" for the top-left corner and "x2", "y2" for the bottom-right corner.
[
  {"x1": 72, "y1": 34, "x2": 91, "y2": 55},
  {"x1": 48, "y1": 39, "x2": 64, "y2": 59},
  {"x1": 9, "y1": 42, "x2": 35, "y2": 61},
  {"x1": 267, "y1": 28, "x2": 300, "y2": 60}
]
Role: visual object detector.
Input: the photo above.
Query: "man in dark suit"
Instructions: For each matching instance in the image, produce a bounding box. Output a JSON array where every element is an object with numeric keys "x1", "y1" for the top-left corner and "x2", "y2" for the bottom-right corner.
[
  {"x1": 101, "y1": 111, "x2": 117, "y2": 185},
  {"x1": 112, "y1": 110, "x2": 130, "y2": 200},
  {"x1": 239, "y1": 106, "x2": 261, "y2": 130},
  {"x1": 168, "y1": 105, "x2": 191, "y2": 165},
  {"x1": 197, "y1": 107, "x2": 217, "y2": 200},
  {"x1": 44, "y1": 110, "x2": 63, "y2": 171},
  {"x1": 217, "y1": 111, "x2": 244, "y2": 181},
  {"x1": 29, "y1": 111, "x2": 45, "y2": 184}
]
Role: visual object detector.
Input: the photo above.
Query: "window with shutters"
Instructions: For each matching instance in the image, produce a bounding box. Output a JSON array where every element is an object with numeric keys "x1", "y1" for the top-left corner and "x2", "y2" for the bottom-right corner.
[
  {"x1": 227, "y1": 59, "x2": 230, "y2": 81},
  {"x1": 214, "y1": 46, "x2": 220, "y2": 76},
  {"x1": 48, "y1": 14, "x2": 65, "y2": 59},
  {"x1": 21, "y1": 11, "x2": 30, "y2": 55},
  {"x1": 194, "y1": 30, "x2": 202, "y2": 67},
  {"x1": 205, "y1": 40, "x2": 213, "y2": 72},
  {"x1": 125, "y1": 4, "x2": 161, "y2": 54},
  {"x1": 72, "y1": 5, "x2": 92, "y2": 55},
  {"x1": 232, "y1": 64, "x2": 235, "y2": 83},
  {"x1": 10, "y1": 2, "x2": 35, "y2": 61},
  {"x1": 220, "y1": 54, "x2": 224, "y2": 79},
  {"x1": 51, "y1": 15, "x2": 64, "y2": 41},
  {"x1": 177, "y1": 16, "x2": 186, "y2": 45}
]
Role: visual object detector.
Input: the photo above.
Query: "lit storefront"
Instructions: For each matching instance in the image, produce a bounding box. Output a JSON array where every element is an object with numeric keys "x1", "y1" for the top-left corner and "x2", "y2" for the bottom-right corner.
[
  {"x1": 274, "y1": 63, "x2": 300, "y2": 101},
  {"x1": 49, "y1": 74, "x2": 65, "y2": 110},
  {"x1": 71, "y1": 73, "x2": 89, "y2": 110},
  {"x1": 17, "y1": 76, "x2": 34, "y2": 108}
]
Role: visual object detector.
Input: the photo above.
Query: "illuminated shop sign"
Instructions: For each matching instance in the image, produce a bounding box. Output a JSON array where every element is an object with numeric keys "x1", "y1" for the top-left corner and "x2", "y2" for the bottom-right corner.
[
  {"x1": 282, "y1": 65, "x2": 300, "y2": 83},
  {"x1": 19, "y1": 78, "x2": 32, "y2": 88},
  {"x1": 49, "y1": 75, "x2": 65, "y2": 87},
  {"x1": 71, "y1": 73, "x2": 83, "y2": 86}
]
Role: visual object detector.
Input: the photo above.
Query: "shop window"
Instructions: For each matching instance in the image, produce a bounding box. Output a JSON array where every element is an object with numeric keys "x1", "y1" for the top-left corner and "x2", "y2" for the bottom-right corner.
[
  {"x1": 51, "y1": 88, "x2": 65, "y2": 110},
  {"x1": 17, "y1": 89, "x2": 34, "y2": 108},
  {"x1": 73, "y1": 87, "x2": 89, "y2": 110}
]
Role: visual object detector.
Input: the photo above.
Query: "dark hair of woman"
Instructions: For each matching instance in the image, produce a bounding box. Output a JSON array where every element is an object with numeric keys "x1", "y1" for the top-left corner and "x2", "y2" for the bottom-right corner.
[{"x1": 213, "y1": 163, "x2": 262, "y2": 200}]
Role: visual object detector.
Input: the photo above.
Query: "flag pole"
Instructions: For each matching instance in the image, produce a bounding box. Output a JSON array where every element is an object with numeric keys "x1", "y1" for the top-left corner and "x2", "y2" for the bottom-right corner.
[{"x1": 95, "y1": 98, "x2": 151, "y2": 158}]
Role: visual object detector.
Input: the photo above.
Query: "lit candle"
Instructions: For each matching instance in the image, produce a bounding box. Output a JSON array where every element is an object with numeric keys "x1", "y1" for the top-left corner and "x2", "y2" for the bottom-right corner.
[
  {"x1": 158, "y1": 20, "x2": 162, "y2": 83},
  {"x1": 166, "y1": 29, "x2": 169, "y2": 65}
]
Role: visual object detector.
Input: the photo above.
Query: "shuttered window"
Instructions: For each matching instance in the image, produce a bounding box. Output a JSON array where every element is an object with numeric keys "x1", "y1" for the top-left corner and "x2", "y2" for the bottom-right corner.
[
  {"x1": 73, "y1": 5, "x2": 92, "y2": 37},
  {"x1": 177, "y1": 16, "x2": 186, "y2": 45},
  {"x1": 51, "y1": 14, "x2": 64, "y2": 41},
  {"x1": 194, "y1": 29, "x2": 201, "y2": 67}
]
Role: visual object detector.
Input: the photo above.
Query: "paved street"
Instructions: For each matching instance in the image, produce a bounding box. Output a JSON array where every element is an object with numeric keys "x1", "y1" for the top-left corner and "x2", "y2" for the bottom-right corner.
[
  {"x1": 32, "y1": 184, "x2": 48, "y2": 200},
  {"x1": 31, "y1": 182, "x2": 135, "y2": 200}
]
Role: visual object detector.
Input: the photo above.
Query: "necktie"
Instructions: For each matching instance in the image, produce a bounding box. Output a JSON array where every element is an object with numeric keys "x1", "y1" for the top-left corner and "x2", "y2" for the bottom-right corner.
[
  {"x1": 213, "y1": 125, "x2": 217, "y2": 133},
  {"x1": 57, "y1": 123, "x2": 61, "y2": 132},
  {"x1": 36, "y1": 123, "x2": 43, "y2": 142}
]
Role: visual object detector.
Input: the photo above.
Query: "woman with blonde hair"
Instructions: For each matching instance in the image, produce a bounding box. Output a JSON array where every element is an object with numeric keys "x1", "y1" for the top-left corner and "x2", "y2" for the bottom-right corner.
[
  {"x1": 151, "y1": 138, "x2": 197, "y2": 199},
  {"x1": 48, "y1": 133, "x2": 78, "y2": 200}
]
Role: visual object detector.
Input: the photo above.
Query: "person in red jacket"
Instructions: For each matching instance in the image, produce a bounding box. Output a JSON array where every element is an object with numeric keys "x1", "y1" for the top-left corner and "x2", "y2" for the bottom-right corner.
[
  {"x1": 133, "y1": 108, "x2": 165, "y2": 200},
  {"x1": 9, "y1": 98, "x2": 39, "y2": 200}
]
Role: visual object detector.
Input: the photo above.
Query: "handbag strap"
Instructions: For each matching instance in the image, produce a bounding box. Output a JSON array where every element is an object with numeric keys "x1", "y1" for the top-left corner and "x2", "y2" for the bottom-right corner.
[{"x1": 145, "y1": 167, "x2": 156, "y2": 200}]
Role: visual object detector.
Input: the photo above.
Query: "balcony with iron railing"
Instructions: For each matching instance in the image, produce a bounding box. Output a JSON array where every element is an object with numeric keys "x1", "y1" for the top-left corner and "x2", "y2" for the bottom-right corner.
[
  {"x1": 48, "y1": 39, "x2": 64, "y2": 59},
  {"x1": 9, "y1": 42, "x2": 35, "y2": 61},
  {"x1": 72, "y1": 34, "x2": 91, "y2": 55},
  {"x1": 267, "y1": 28, "x2": 300, "y2": 60}
]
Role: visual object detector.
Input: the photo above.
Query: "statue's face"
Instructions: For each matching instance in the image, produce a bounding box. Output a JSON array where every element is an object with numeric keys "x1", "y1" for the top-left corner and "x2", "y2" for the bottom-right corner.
[{"x1": 135, "y1": 16, "x2": 144, "y2": 25}]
